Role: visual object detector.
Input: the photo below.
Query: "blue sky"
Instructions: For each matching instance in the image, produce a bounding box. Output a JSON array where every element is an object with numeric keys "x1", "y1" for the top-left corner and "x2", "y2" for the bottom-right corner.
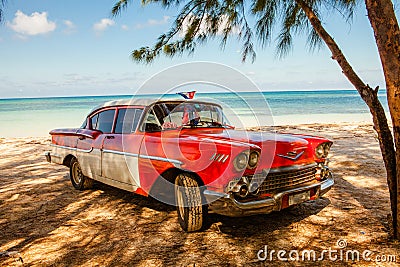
[{"x1": 0, "y1": 0, "x2": 387, "y2": 98}]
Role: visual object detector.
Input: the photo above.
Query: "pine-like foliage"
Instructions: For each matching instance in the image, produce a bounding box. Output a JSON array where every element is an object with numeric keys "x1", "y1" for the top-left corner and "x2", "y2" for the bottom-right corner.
[{"x1": 111, "y1": 0, "x2": 356, "y2": 63}]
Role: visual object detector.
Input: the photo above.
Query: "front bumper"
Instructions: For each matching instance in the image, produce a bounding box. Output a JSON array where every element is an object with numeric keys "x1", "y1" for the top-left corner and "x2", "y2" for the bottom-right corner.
[{"x1": 204, "y1": 175, "x2": 334, "y2": 217}]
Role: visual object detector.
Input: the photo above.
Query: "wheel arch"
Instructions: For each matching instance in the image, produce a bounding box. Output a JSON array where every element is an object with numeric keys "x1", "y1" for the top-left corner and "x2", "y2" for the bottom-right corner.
[
  {"x1": 63, "y1": 154, "x2": 76, "y2": 167},
  {"x1": 161, "y1": 167, "x2": 205, "y2": 186},
  {"x1": 148, "y1": 167, "x2": 205, "y2": 200}
]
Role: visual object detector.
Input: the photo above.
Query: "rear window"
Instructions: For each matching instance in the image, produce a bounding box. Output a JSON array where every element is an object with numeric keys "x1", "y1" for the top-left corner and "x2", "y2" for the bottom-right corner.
[{"x1": 114, "y1": 108, "x2": 143, "y2": 134}]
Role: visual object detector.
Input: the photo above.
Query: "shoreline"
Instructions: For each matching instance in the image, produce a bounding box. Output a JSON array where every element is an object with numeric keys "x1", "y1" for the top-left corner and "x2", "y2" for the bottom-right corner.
[
  {"x1": 0, "y1": 120, "x2": 380, "y2": 138},
  {"x1": 0, "y1": 88, "x2": 383, "y2": 100}
]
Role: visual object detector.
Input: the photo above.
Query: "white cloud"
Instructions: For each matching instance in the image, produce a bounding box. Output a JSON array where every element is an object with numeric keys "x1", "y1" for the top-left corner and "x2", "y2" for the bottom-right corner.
[
  {"x1": 148, "y1": 16, "x2": 170, "y2": 26},
  {"x1": 93, "y1": 18, "x2": 115, "y2": 32},
  {"x1": 135, "y1": 16, "x2": 170, "y2": 29},
  {"x1": 7, "y1": 10, "x2": 56, "y2": 36},
  {"x1": 121, "y1": 24, "x2": 129, "y2": 31},
  {"x1": 63, "y1": 20, "x2": 76, "y2": 34},
  {"x1": 64, "y1": 20, "x2": 74, "y2": 28}
]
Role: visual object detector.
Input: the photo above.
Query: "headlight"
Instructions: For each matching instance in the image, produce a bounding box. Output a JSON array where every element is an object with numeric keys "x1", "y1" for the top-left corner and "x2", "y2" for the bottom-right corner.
[
  {"x1": 323, "y1": 143, "x2": 331, "y2": 156},
  {"x1": 234, "y1": 152, "x2": 248, "y2": 171},
  {"x1": 315, "y1": 142, "x2": 332, "y2": 158},
  {"x1": 248, "y1": 151, "x2": 260, "y2": 169}
]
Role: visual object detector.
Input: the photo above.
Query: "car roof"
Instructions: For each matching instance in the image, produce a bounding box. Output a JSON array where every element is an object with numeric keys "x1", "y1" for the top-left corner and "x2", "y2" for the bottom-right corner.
[{"x1": 89, "y1": 97, "x2": 222, "y2": 114}]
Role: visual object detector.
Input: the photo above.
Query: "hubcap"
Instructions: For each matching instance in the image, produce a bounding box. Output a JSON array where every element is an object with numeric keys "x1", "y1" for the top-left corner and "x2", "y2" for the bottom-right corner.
[
  {"x1": 72, "y1": 162, "x2": 83, "y2": 184},
  {"x1": 175, "y1": 185, "x2": 185, "y2": 219}
]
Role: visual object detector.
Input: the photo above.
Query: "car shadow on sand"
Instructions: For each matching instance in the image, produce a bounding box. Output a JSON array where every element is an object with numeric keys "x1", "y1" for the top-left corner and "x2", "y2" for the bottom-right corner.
[
  {"x1": 207, "y1": 198, "x2": 331, "y2": 237},
  {"x1": 96, "y1": 181, "x2": 331, "y2": 236}
]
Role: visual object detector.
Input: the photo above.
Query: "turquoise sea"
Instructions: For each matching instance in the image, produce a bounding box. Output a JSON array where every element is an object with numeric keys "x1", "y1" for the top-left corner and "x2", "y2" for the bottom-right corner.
[{"x1": 0, "y1": 90, "x2": 389, "y2": 137}]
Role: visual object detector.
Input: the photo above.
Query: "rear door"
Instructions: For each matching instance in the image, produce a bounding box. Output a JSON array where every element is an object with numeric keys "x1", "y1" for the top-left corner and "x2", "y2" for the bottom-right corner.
[{"x1": 101, "y1": 107, "x2": 144, "y2": 189}]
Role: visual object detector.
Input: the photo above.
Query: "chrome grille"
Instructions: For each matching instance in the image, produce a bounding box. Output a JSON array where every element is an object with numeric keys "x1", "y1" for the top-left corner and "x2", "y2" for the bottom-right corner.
[{"x1": 252, "y1": 165, "x2": 317, "y2": 194}]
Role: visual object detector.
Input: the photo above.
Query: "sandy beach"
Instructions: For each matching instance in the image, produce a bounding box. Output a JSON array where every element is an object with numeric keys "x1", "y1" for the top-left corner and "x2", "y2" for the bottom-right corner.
[{"x1": 0, "y1": 122, "x2": 398, "y2": 266}]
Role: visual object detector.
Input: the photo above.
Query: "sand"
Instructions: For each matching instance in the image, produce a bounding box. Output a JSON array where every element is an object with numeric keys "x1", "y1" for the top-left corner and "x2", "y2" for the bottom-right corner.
[{"x1": 0, "y1": 122, "x2": 398, "y2": 266}]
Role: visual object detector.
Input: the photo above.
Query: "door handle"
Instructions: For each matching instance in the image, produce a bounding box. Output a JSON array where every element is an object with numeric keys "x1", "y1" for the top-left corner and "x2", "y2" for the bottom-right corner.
[
  {"x1": 78, "y1": 136, "x2": 85, "y2": 140},
  {"x1": 106, "y1": 136, "x2": 115, "y2": 139}
]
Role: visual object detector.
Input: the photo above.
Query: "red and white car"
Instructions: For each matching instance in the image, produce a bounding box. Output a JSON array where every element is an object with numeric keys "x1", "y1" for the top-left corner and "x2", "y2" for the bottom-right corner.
[{"x1": 45, "y1": 98, "x2": 334, "y2": 232}]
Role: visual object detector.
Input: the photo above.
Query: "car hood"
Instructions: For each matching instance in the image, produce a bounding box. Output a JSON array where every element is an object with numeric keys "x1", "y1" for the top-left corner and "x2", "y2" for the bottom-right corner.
[
  {"x1": 178, "y1": 128, "x2": 313, "y2": 168},
  {"x1": 179, "y1": 128, "x2": 308, "y2": 147}
]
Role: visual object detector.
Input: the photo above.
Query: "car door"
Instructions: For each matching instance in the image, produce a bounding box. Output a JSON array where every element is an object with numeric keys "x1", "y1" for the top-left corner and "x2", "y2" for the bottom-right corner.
[
  {"x1": 101, "y1": 107, "x2": 144, "y2": 190},
  {"x1": 76, "y1": 109, "x2": 112, "y2": 179}
]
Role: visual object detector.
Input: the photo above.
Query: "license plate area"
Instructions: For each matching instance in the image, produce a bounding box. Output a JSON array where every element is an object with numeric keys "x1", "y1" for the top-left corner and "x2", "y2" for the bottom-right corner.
[{"x1": 289, "y1": 191, "x2": 310, "y2": 206}]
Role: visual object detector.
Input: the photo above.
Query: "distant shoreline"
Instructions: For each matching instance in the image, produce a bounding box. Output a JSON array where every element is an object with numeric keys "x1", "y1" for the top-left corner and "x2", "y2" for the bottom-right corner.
[{"x1": 0, "y1": 88, "x2": 387, "y2": 101}]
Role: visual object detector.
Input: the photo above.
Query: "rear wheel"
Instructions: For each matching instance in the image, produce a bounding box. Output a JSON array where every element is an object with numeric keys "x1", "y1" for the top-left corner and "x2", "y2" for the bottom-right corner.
[
  {"x1": 175, "y1": 173, "x2": 207, "y2": 232},
  {"x1": 70, "y1": 158, "x2": 93, "y2": 190}
]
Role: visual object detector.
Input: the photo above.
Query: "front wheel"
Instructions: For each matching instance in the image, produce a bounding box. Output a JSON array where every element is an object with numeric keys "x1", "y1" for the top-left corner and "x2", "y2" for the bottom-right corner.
[
  {"x1": 70, "y1": 158, "x2": 93, "y2": 190},
  {"x1": 175, "y1": 173, "x2": 208, "y2": 232}
]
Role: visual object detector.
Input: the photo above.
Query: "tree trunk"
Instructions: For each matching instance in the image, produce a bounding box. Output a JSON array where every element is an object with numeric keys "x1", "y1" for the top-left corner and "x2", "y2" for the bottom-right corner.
[
  {"x1": 295, "y1": 0, "x2": 398, "y2": 238},
  {"x1": 365, "y1": 0, "x2": 400, "y2": 240}
]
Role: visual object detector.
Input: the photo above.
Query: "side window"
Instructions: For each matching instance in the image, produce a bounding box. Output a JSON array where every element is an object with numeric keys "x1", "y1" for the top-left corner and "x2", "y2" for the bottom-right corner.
[
  {"x1": 90, "y1": 114, "x2": 99, "y2": 130},
  {"x1": 143, "y1": 108, "x2": 162, "y2": 132},
  {"x1": 114, "y1": 108, "x2": 143, "y2": 134},
  {"x1": 81, "y1": 118, "x2": 88, "y2": 129},
  {"x1": 90, "y1": 109, "x2": 115, "y2": 133}
]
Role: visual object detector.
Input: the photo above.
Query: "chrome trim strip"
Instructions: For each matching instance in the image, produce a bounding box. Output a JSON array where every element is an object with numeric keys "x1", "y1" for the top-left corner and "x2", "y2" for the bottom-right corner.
[
  {"x1": 103, "y1": 149, "x2": 137, "y2": 157},
  {"x1": 210, "y1": 153, "x2": 229, "y2": 163},
  {"x1": 140, "y1": 154, "x2": 183, "y2": 166},
  {"x1": 201, "y1": 138, "x2": 260, "y2": 149},
  {"x1": 210, "y1": 153, "x2": 216, "y2": 161},
  {"x1": 50, "y1": 144, "x2": 93, "y2": 153},
  {"x1": 102, "y1": 149, "x2": 183, "y2": 166},
  {"x1": 221, "y1": 154, "x2": 229, "y2": 163},
  {"x1": 77, "y1": 147, "x2": 93, "y2": 153}
]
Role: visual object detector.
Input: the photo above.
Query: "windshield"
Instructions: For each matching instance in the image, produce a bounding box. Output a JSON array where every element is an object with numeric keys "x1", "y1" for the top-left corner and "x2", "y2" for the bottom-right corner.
[{"x1": 142, "y1": 101, "x2": 231, "y2": 131}]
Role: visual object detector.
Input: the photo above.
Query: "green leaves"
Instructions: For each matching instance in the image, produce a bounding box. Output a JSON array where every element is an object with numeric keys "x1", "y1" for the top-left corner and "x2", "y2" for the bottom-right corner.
[
  {"x1": 111, "y1": 0, "x2": 355, "y2": 63},
  {"x1": 0, "y1": 0, "x2": 6, "y2": 22},
  {"x1": 111, "y1": 0, "x2": 131, "y2": 17}
]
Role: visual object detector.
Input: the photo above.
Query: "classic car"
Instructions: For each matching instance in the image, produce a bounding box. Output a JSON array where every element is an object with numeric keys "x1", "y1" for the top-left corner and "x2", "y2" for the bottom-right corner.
[{"x1": 45, "y1": 98, "x2": 334, "y2": 232}]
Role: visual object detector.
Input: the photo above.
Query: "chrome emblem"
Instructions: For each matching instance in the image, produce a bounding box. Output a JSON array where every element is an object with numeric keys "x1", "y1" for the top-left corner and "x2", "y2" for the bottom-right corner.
[{"x1": 277, "y1": 150, "x2": 304, "y2": 161}]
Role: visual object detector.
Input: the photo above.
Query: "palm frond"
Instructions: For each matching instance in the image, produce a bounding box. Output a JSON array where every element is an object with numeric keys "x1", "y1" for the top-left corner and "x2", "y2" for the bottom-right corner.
[
  {"x1": 253, "y1": 0, "x2": 279, "y2": 48},
  {"x1": 114, "y1": 0, "x2": 359, "y2": 63},
  {"x1": 275, "y1": 27, "x2": 293, "y2": 58},
  {"x1": 111, "y1": 0, "x2": 132, "y2": 17},
  {"x1": 0, "y1": 0, "x2": 6, "y2": 22},
  {"x1": 306, "y1": 26, "x2": 323, "y2": 52}
]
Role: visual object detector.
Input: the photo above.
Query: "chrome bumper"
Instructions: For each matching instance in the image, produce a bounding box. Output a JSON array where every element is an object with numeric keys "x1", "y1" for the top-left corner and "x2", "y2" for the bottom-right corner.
[
  {"x1": 44, "y1": 150, "x2": 64, "y2": 165},
  {"x1": 44, "y1": 151, "x2": 51, "y2": 163},
  {"x1": 204, "y1": 176, "x2": 334, "y2": 217}
]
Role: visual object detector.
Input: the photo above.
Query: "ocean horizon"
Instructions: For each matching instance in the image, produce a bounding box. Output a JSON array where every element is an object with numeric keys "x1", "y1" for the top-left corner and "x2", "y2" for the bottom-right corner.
[{"x1": 0, "y1": 90, "x2": 389, "y2": 138}]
